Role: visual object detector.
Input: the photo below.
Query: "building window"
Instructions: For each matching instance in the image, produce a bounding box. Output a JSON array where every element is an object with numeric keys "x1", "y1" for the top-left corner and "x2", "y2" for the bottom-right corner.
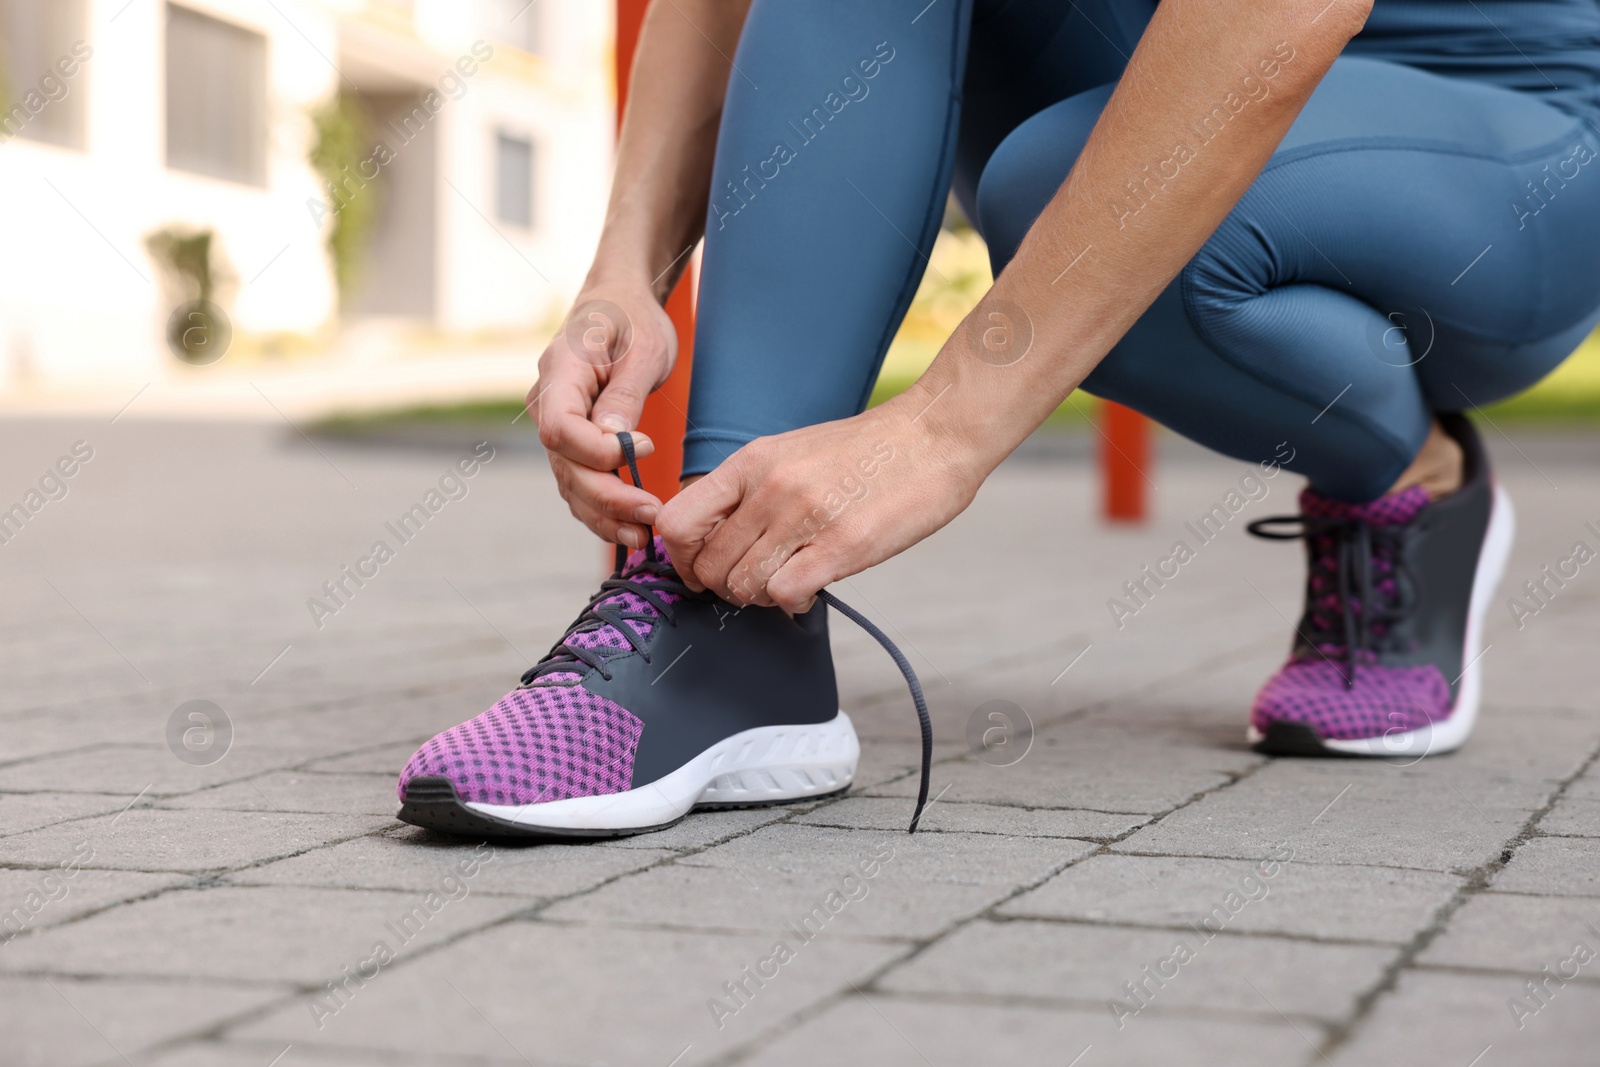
[
  {"x1": 0, "y1": 0, "x2": 90, "y2": 149},
  {"x1": 483, "y1": 0, "x2": 542, "y2": 56},
  {"x1": 165, "y1": 4, "x2": 266, "y2": 185},
  {"x1": 495, "y1": 131, "x2": 534, "y2": 229}
]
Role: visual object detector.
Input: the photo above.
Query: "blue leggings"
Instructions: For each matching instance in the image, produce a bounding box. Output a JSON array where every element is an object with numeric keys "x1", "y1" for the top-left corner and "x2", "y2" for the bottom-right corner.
[{"x1": 685, "y1": 0, "x2": 1600, "y2": 501}]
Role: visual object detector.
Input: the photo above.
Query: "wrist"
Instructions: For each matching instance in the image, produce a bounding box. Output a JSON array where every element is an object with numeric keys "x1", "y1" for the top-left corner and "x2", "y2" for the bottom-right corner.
[
  {"x1": 876, "y1": 378, "x2": 996, "y2": 486},
  {"x1": 582, "y1": 256, "x2": 655, "y2": 298}
]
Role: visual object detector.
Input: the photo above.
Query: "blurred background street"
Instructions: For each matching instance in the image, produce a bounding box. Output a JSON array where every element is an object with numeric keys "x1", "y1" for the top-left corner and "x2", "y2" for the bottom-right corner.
[{"x1": 4, "y1": 2, "x2": 1600, "y2": 1065}]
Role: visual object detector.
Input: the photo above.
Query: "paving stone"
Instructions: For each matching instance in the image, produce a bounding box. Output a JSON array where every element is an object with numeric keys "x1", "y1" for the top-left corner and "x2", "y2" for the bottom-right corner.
[
  {"x1": 792, "y1": 795, "x2": 1147, "y2": 839},
  {"x1": 1115, "y1": 760, "x2": 1555, "y2": 870},
  {"x1": 0, "y1": 744, "x2": 313, "y2": 797},
  {"x1": 863, "y1": 724, "x2": 1255, "y2": 814},
  {"x1": 0, "y1": 868, "x2": 185, "y2": 940},
  {"x1": 1564, "y1": 763, "x2": 1600, "y2": 802},
  {"x1": 1001, "y1": 853, "x2": 1460, "y2": 943},
  {"x1": 137, "y1": 1042, "x2": 525, "y2": 1067},
  {"x1": 741, "y1": 994, "x2": 1321, "y2": 1067},
  {"x1": 879, "y1": 919, "x2": 1397, "y2": 1022},
  {"x1": 1417, "y1": 892, "x2": 1600, "y2": 972},
  {"x1": 1539, "y1": 796, "x2": 1600, "y2": 837},
  {"x1": 0, "y1": 809, "x2": 391, "y2": 873},
  {"x1": 547, "y1": 824, "x2": 1090, "y2": 940},
  {"x1": 230, "y1": 827, "x2": 675, "y2": 898},
  {"x1": 1492, "y1": 837, "x2": 1600, "y2": 897},
  {"x1": 592, "y1": 805, "x2": 802, "y2": 851},
  {"x1": 299, "y1": 743, "x2": 424, "y2": 776},
  {"x1": 2, "y1": 975, "x2": 284, "y2": 1067},
  {"x1": 157, "y1": 772, "x2": 401, "y2": 817},
  {"x1": 4, "y1": 419, "x2": 1598, "y2": 1064},
  {"x1": 0, "y1": 885, "x2": 530, "y2": 982},
  {"x1": 227, "y1": 920, "x2": 906, "y2": 1066},
  {"x1": 0, "y1": 792, "x2": 131, "y2": 837},
  {"x1": 1326, "y1": 970, "x2": 1600, "y2": 1066}
]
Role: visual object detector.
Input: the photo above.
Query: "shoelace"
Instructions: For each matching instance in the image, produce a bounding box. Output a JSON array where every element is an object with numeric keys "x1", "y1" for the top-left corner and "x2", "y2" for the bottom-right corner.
[
  {"x1": 1247, "y1": 512, "x2": 1415, "y2": 688},
  {"x1": 527, "y1": 431, "x2": 934, "y2": 832}
]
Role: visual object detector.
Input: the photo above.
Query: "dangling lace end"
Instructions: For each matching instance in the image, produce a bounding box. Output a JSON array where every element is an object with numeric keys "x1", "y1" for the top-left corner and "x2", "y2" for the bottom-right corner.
[
  {"x1": 816, "y1": 589, "x2": 932, "y2": 834},
  {"x1": 614, "y1": 430, "x2": 659, "y2": 567}
]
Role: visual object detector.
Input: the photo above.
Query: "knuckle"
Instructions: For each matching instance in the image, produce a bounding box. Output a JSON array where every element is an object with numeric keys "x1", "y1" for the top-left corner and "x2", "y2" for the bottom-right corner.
[{"x1": 538, "y1": 420, "x2": 565, "y2": 452}]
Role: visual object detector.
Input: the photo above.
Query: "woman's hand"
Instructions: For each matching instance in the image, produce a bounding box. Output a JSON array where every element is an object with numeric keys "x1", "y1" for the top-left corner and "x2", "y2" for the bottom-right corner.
[
  {"x1": 656, "y1": 394, "x2": 984, "y2": 613},
  {"x1": 531, "y1": 276, "x2": 676, "y2": 549}
]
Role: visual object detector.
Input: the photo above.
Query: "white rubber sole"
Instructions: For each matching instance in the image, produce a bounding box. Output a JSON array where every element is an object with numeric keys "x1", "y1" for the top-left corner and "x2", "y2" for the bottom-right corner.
[
  {"x1": 1247, "y1": 484, "x2": 1515, "y2": 759},
  {"x1": 463, "y1": 710, "x2": 860, "y2": 832}
]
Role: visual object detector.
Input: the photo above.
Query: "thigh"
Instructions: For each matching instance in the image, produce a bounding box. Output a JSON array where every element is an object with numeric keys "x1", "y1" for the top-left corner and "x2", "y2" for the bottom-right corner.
[
  {"x1": 686, "y1": 0, "x2": 976, "y2": 473},
  {"x1": 954, "y1": 0, "x2": 1156, "y2": 215},
  {"x1": 1186, "y1": 56, "x2": 1600, "y2": 407},
  {"x1": 972, "y1": 54, "x2": 1600, "y2": 497}
]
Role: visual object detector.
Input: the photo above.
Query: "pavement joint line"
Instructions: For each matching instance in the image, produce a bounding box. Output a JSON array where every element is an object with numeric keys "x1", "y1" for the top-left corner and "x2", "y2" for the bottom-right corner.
[
  {"x1": 981, "y1": 912, "x2": 1425, "y2": 949},
  {"x1": 149, "y1": 782, "x2": 879, "y2": 1055},
  {"x1": 858, "y1": 986, "x2": 1343, "y2": 1029},
  {"x1": 1306, "y1": 734, "x2": 1600, "y2": 1062},
  {"x1": 1103, "y1": 843, "x2": 1557, "y2": 876},
  {"x1": 1409, "y1": 961, "x2": 1600, "y2": 984},
  {"x1": 700, "y1": 760, "x2": 1277, "y2": 1066},
  {"x1": 522, "y1": 914, "x2": 920, "y2": 945}
]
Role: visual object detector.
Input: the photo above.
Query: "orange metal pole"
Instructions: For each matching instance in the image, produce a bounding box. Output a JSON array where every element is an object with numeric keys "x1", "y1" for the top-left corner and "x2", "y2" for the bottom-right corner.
[
  {"x1": 615, "y1": 0, "x2": 694, "y2": 502},
  {"x1": 1100, "y1": 400, "x2": 1151, "y2": 522}
]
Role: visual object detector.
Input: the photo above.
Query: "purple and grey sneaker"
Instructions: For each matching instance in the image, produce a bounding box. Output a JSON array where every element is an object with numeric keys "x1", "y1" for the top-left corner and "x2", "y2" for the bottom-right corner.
[
  {"x1": 398, "y1": 434, "x2": 933, "y2": 838},
  {"x1": 1246, "y1": 414, "x2": 1513, "y2": 758}
]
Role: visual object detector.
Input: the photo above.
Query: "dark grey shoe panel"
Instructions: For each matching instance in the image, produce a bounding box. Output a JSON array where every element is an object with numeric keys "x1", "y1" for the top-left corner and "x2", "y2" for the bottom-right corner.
[
  {"x1": 581, "y1": 598, "x2": 839, "y2": 789},
  {"x1": 1393, "y1": 414, "x2": 1491, "y2": 699},
  {"x1": 1288, "y1": 412, "x2": 1491, "y2": 701}
]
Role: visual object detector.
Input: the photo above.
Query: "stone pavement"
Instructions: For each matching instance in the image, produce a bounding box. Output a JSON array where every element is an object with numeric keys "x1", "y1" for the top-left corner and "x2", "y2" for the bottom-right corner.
[{"x1": 2, "y1": 415, "x2": 1599, "y2": 1067}]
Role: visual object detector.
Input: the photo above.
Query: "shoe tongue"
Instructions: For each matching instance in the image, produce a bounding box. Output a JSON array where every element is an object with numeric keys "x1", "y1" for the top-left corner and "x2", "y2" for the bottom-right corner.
[
  {"x1": 1299, "y1": 485, "x2": 1429, "y2": 527},
  {"x1": 621, "y1": 535, "x2": 675, "y2": 574}
]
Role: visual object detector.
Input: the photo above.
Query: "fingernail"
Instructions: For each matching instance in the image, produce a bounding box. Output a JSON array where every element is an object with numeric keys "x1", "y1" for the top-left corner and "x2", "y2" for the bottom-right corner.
[
  {"x1": 618, "y1": 527, "x2": 642, "y2": 549},
  {"x1": 633, "y1": 505, "x2": 658, "y2": 523},
  {"x1": 596, "y1": 414, "x2": 628, "y2": 432}
]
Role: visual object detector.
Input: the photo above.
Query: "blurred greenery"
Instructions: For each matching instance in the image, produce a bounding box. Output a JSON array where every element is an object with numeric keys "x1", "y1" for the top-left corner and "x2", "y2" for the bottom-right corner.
[
  {"x1": 144, "y1": 226, "x2": 230, "y2": 305},
  {"x1": 309, "y1": 94, "x2": 378, "y2": 299}
]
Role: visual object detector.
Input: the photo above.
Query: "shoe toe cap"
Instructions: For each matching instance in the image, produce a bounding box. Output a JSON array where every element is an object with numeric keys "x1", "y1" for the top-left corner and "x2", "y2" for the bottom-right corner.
[
  {"x1": 397, "y1": 688, "x2": 644, "y2": 806},
  {"x1": 1251, "y1": 659, "x2": 1451, "y2": 741}
]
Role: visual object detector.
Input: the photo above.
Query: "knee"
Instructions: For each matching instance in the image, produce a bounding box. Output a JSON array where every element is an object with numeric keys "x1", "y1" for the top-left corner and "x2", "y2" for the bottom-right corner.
[{"x1": 975, "y1": 88, "x2": 1110, "y2": 273}]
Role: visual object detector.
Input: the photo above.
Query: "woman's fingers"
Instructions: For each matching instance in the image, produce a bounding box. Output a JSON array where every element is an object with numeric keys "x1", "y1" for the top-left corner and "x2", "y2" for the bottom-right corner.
[
  {"x1": 531, "y1": 366, "x2": 656, "y2": 472},
  {"x1": 657, "y1": 462, "x2": 751, "y2": 592},
  {"x1": 590, "y1": 332, "x2": 673, "y2": 436},
  {"x1": 723, "y1": 528, "x2": 803, "y2": 607},
  {"x1": 766, "y1": 542, "x2": 848, "y2": 614},
  {"x1": 551, "y1": 454, "x2": 663, "y2": 547}
]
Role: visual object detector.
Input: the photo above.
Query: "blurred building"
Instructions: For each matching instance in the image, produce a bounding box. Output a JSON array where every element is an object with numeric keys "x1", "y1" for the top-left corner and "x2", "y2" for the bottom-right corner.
[{"x1": 0, "y1": 0, "x2": 613, "y2": 388}]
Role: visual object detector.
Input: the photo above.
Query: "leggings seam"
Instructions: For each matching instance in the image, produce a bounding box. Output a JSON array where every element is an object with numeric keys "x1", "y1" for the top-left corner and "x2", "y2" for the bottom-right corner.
[
  {"x1": 1183, "y1": 118, "x2": 1600, "y2": 373},
  {"x1": 851, "y1": 0, "x2": 970, "y2": 416},
  {"x1": 1259, "y1": 120, "x2": 1595, "y2": 175},
  {"x1": 1176, "y1": 269, "x2": 1424, "y2": 466}
]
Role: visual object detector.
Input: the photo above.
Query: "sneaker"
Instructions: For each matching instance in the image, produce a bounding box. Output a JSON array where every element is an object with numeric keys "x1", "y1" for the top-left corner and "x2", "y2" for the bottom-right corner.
[
  {"x1": 1246, "y1": 414, "x2": 1513, "y2": 758},
  {"x1": 397, "y1": 433, "x2": 933, "y2": 838}
]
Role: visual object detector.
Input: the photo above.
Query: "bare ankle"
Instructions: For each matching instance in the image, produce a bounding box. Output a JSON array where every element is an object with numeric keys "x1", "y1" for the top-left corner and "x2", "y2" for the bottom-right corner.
[{"x1": 1388, "y1": 419, "x2": 1463, "y2": 499}]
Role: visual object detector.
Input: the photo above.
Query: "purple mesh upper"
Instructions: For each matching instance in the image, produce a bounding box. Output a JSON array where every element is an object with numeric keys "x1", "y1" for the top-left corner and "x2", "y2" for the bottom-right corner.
[
  {"x1": 1252, "y1": 486, "x2": 1454, "y2": 740},
  {"x1": 1300, "y1": 485, "x2": 1430, "y2": 526},
  {"x1": 398, "y1": 538, "x2": 680, "y2": 804},
  {"x1": 1251, "y1": 653, "x2": 1452, "y2": 739},
  {"x1": 399, "y1": 687, "x2": 643, "y2": 805}
]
